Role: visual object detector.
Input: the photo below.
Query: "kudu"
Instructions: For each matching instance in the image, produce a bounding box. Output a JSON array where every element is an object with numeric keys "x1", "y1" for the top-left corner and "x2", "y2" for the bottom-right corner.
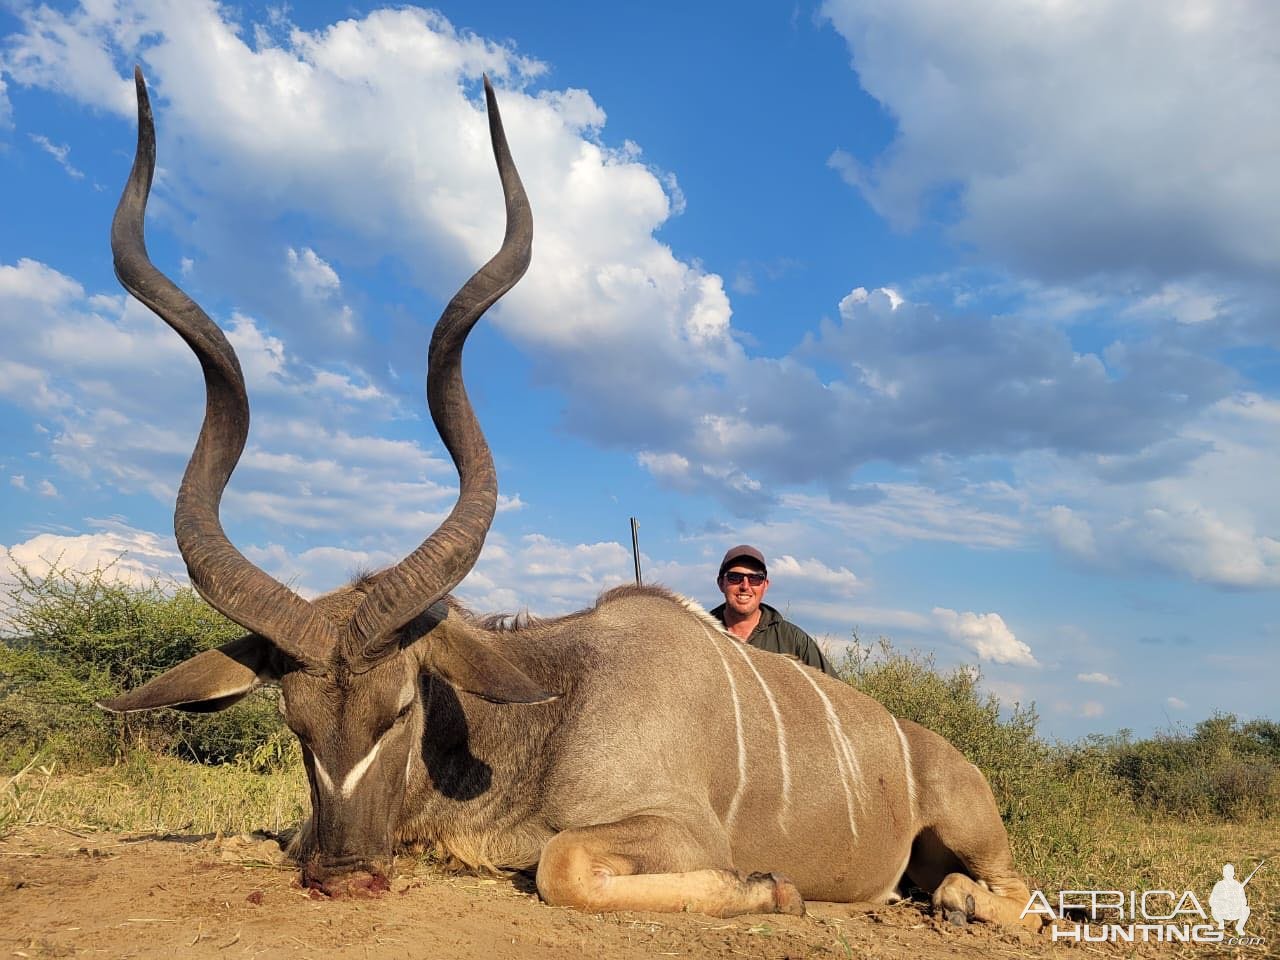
[{"x1": 101, "y1": 68, "x2": 1040, "y2": 928}]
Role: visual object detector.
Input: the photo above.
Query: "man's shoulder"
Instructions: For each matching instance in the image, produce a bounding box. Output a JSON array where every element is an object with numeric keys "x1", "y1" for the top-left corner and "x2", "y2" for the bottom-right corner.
[{"x1": 759, "y1": 604, "x2": 810, "y2": 638}]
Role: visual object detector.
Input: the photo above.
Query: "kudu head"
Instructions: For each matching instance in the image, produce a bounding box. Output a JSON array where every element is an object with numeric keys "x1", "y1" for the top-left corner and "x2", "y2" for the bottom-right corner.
[{"x1": 98, "y1": 68, "x2": 550, "y2": 895}]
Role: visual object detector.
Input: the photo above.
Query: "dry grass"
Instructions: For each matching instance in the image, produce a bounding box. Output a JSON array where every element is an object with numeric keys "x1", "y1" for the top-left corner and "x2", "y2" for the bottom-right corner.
[{"x1": 2, "y1": 751, "x2": 308, "y2": 838}]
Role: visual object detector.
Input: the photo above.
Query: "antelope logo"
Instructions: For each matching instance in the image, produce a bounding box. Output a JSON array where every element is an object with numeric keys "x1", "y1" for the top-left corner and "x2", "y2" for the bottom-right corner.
[{"x1": 100, "y1": 67, "x2": 1041, "y2": 927}]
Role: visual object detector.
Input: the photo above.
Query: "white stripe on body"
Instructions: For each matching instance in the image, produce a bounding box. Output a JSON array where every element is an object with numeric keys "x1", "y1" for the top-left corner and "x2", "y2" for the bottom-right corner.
[
  {"x1": 892, "y1": 715, "x2": 918, "y2": 818},
  {"x1": 726, "y1": 640, "x2": 793, "y2": 826},
  {"x1": 699, "y1": 620, "x2": 748, "y2": 831},
  {"x1": 788, "y1": 659, "x2": 863, "y2": 842}
]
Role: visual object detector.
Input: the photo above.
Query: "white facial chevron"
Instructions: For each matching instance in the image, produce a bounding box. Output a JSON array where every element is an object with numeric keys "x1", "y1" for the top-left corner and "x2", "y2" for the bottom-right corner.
[
  {"x1": 311, "y1": 735, "x2": 387, "y2": 799},
  {"x1": 309, "y1": 681, "x2": 415, "y2": 800}
]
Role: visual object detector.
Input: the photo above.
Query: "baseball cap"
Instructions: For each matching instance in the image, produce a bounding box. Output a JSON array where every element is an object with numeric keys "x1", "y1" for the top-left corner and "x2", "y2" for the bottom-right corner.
[{"x1": 718, "y1": 545, "x2": 767, "y2": 577}]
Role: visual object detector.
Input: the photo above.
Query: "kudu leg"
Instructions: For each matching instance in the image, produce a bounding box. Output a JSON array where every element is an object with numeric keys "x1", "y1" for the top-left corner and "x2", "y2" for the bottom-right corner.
[
  {"x1": 932, "y1": 871, "x2": 1039, "y2": 931},
  {"x1": 906, "y1": 813, "x2": 1042, "y2": 932},
  {"x1": 536, "y1": 815, "x2": 804, "y2": 917},
  {"x1": 898, "y1": 727, "x2": 1045, "y2": 934}
]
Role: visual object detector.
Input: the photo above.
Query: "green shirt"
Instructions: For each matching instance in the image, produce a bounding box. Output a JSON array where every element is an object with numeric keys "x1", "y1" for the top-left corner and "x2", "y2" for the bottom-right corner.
[{"x1": 708, "y1": 602, "x2": 837, "y2": 678}]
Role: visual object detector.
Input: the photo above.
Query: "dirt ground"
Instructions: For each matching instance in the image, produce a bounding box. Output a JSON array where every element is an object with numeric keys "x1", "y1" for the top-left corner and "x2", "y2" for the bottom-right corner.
[{"x1": 0, "y1": 826, "x2": 1148, "y2": 960}]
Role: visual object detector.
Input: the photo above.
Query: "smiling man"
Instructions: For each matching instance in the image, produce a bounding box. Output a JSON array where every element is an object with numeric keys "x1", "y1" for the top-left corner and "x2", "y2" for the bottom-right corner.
[{"x1": 709, "y1": 545, "x2": 837, "y2": 678}]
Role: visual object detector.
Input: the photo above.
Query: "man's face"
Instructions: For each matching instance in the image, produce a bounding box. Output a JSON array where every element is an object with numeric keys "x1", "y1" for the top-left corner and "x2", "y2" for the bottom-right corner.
[{"x1": 718, "y1": 564, "x2": 769, "y2": 618}]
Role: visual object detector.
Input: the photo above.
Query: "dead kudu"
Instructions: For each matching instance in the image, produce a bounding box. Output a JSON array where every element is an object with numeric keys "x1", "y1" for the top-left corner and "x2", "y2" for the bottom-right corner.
[{"x1": 100, "y1": 68, "x2": 1041, "y2": 928}]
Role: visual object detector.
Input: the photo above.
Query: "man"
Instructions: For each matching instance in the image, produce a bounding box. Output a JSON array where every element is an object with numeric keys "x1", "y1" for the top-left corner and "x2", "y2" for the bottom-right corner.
[{"x1": 709, "y1": 545, "x2": 837, "y2": 678}]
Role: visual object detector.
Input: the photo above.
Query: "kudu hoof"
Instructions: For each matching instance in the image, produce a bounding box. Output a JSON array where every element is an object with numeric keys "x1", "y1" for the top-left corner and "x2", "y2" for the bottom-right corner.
[
  {"x1": 747, "y1": 871, "x2": 806, "y2": 916},
  {"x1": 943, "y1": 893, "x2": 976, "y2": 927}
]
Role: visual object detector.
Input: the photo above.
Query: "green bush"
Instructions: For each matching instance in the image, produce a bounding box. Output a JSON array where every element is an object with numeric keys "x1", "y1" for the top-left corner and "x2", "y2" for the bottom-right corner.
[
  {"x1": 1, "y1": 561, "x2": 287, "y2": 771},
  {"x1": 1082, "y1": 715, "x2": 1280, "y2": 820}
]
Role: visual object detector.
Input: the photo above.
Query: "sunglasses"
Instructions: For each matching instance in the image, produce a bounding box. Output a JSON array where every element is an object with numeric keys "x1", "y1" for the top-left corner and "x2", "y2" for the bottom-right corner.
[{"x1": 723, "y1": 571, "x2": 766, "y2": 586}]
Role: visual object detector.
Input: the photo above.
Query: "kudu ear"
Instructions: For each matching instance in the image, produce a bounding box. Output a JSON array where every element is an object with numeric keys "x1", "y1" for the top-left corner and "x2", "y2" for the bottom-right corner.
[
  {"x1": 97, "y1": 634, "x2": 277, "y2": 714},
  {"x1": 426, "y1": 631, "x2": 559, "y2": 705}
]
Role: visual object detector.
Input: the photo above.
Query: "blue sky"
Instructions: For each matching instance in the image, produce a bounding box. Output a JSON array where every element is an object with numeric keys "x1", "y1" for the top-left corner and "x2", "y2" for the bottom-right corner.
[{"x1": 1, "y1": 1, "x2": 1276, "y2": 741}]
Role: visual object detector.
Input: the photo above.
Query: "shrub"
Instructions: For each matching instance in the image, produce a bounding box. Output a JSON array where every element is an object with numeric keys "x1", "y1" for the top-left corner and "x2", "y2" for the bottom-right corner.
[
  {"x1": 1085, "y1": 715, "x2": 1280, "y2": 820},
  {"x1": 0, "y1": 561, "x2": 287, "y2": 770}
]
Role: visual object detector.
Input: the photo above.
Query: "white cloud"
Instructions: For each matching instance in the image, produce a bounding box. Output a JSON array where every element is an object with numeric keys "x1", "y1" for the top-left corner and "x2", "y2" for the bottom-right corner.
[
  {"x1": 9, "y1": 475, "x2": 26, "y2": 490},
  {"x1": 821, "y1": 0, "x2": 1280, "y2": 284},
  {"x1": 0, "y1": 256, "x2": 460, "y2": 546},
  {"x1": 1045, "y1": 505, "x2": 1097, "y2": 559},
  {"x1": 287, "y1": 246, "x2": 341, "y2": 299},
  {"x1": 768, "y1": 554, "x2": 860, "y2": 594},
  {"x1": 0, "y1": 257, "x2": 85, "y2": 305},
  {"x1": 474, "y1": 533, "x2": 634, "y2": 612},
  {"x1": 1077, "y1": 672, "x2": 1120, "y2": 688},
  {"x1": 1167, "y1": 696, "x2": 1188, "y2": 711},
  {"x1": 245, "y1": 529, "x2": 639, "y2": 615},
  {"x1": 932, "y1": 607, "x2": 1037, "y2": 666},
  {"x1": 0, "y1": 4, "x2": 135, "y2": 116},
  {"x1": 782, "y1": 484, "x2": 1024, "y2": 550},
  {"x1": 285, "y1": 246, "x2": 356, "y2": 335},
  {"x1": 1026, "y1": 394, "x2": 1280, "y2": 589},
  {"x1": 1, "y1": 523, "x2": 185, "y2": 588},
  {"x1": 28, "y1": 133, "x2": 84, "y2": 179},
  {"x1": 1050, "y1": 698, "x2": 1108, "y2": 720}
]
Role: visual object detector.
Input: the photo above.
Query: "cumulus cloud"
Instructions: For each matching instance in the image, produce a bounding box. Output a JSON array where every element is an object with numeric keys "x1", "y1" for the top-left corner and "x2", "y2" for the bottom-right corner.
[
  {"x1": 34, "y1": 0, "x2": 1192, "y2": 524},
  {"x1": 801, "y1": 287, "x2": 1233, "y2": 465},
  {"x1": 821, "y1": 0, "x2": 1280, "y2": 285},
  {"x1": 1030, "y1": 395, "x2": 1280, "y2": 589},
  {"x1": 1077, "y1": 672, "x2": 1120, "y2": 688},
  {"x1": 1, "y1": 522, "x2": 185, "y2": 588},
  {"x1": 1166, "y1": 696, "x2": 1188, "y2": 711},
  {"x1": 768, "y1": 554, "x2": 860, "y2": 594},
  {"x1": 933, "y1": 607, "x2": 1037, "y2": 666},
  {"x1": 286, "y1": 246, "x2": 355, "y2": 335}
]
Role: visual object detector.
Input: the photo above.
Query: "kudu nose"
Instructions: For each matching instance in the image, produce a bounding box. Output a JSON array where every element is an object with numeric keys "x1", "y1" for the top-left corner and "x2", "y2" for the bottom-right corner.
[{"x1": 301, "y1": 853, "x2": 394, "y2": 899}]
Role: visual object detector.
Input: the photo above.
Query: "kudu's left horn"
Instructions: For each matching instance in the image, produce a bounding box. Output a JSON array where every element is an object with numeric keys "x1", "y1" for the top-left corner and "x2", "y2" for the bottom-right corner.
[{"x1": 112, "y1": 66, "x2": 339, "y2": 667}]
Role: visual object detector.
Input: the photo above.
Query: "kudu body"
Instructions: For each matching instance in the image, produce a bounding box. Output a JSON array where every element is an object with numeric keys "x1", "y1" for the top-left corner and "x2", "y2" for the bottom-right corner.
[{"x1": 101, "y1": 69, "x2": 1038, "y2": 927}]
